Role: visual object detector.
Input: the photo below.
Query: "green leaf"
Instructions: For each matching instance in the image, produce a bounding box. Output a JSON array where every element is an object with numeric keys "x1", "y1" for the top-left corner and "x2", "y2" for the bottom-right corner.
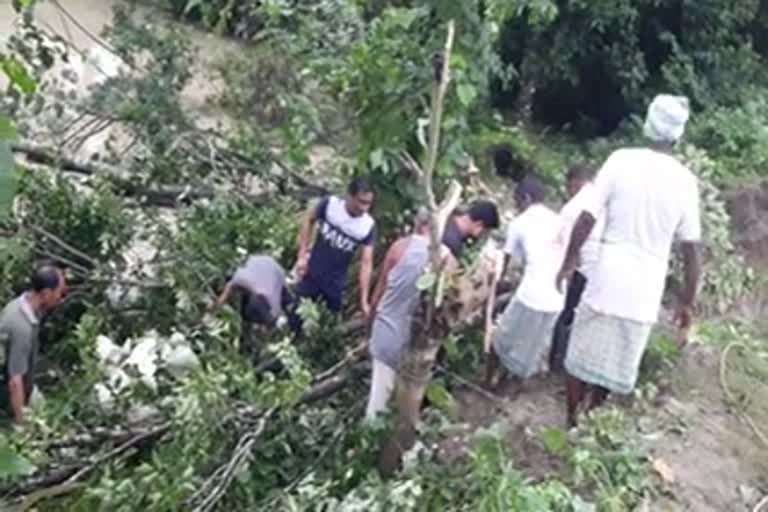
[
  {"x1": 387, "y1": 7, "x2": 420, "y2": 29},
  {"x1": 416, "y1": 271, "x2": 436, "y2": 291},
  {"x1": 12, "y1": 0, "x2": 35, "y2": 13},
  {"x1": 449, "y1": 53, "x2": 467, "y2": 70},
  {"x1": 1, "y1": 58, "x2": 37, "y2": 95},
  {"x1": 0, "y1": 142, "x2": 17, "y2": 218},
  {"x1": 456, "y1": 83, "x2": 477, "y2": 108},
  {"x1": 0, "y1": 444, "x2": 35, "y2": 477},
  {"x1": 0, "y1": 116, "x2": 17, "y2": 140},
  {"x1": 541, "y1": 427, "x2": 568, "y2": 455},
  {"x1": 369, "y1": 148, "x2": 385, "y2": 171},
  {"x1": 425, "y1": 379, "x2": 457, "y2": 419}
]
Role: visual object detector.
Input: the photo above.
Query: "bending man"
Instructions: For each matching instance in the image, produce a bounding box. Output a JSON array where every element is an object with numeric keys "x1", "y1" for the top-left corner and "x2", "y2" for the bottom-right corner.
[
  {"x1": 212, "y1": 254, "x2": 289, "y2": 354},
  {"x1": 366, "y1": 202, "x2": 499, "y2": 421}
]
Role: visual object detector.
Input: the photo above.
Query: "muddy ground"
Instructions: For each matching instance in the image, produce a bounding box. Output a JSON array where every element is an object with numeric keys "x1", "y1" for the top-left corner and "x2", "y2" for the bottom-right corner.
[{"x1": 437, "y1": 340, "x2": 768, "y2": 511}]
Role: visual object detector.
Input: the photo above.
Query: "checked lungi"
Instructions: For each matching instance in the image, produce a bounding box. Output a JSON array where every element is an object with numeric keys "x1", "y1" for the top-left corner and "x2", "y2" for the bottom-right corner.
[
  {"x1": 564, "y1": 303, "x2": 653, "y2": 394},
  {"x1": 493, "y1": 299, "x2": 558, "y2": 379}
]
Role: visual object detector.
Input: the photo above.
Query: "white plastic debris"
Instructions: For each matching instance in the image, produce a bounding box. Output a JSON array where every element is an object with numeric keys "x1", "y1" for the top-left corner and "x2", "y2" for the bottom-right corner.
[
  {"x1": 164, "y1": 345, "x2": 200, "y2": 379},
  {"x1": 92, "y1": 331, "x2": 200, "y2": 409},
  {"x1": 96, "y1": 335, "x2": 127, "y2": 365}
]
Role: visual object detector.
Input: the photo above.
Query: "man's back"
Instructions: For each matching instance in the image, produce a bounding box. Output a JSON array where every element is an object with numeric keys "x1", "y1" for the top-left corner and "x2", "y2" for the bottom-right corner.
[
  {"x1": 583, "y1": 147, "x2": 700, "y2": 323},
  {"x1": 505, "y1": 204, "x2": 566, "y2": 313},
  {"x1": 599, "y1": 148, "x2": 697, "y2": 259},
  {"x1": 232, "y1": 256, "x2": 286, "y2": 317}
]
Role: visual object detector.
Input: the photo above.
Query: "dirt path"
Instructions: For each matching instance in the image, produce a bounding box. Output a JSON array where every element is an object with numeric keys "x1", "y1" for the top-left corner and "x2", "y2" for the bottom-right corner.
[{"x1": 439, "y1": 344, "x2": 768, "y2": 510}]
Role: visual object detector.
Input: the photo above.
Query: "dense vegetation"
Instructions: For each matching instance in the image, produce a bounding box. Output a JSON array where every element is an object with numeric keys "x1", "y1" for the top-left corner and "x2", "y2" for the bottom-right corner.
[{"x1": 0, "y1": 0, "x2": 766, "y2": 510}]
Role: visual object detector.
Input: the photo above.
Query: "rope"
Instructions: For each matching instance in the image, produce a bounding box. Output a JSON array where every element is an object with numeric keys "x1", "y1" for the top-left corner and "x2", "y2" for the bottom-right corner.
[{"x1": 719, "y1": 342, "x2": 768, "y2": 449}]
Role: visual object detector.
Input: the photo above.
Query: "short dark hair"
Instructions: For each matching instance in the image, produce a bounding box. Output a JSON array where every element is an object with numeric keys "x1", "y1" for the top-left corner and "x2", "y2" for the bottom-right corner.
[
  {"x1": 243, "y1": 293, "x2": 275, "y2": 327},
  {"x1": 515, "y1": 176, "x2": 547, "y2": 204},
  {"x1": 566, "y1": 164, "x2": 593, "y2": 182},
  {"x1": 31, "y1": 265, "x2": 61, "y2": 293},
  {"x1": 347, "y1": 176, "x2": 374, "y2": 196},
  {"x1": 467, "y1": 200, "x2": 500, "y2": 229}
]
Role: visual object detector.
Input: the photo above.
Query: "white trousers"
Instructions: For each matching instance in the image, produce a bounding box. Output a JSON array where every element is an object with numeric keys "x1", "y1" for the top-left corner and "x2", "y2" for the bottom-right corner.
[{"x1": 365, "y1": 359, "x2": 397, "y2": 421}]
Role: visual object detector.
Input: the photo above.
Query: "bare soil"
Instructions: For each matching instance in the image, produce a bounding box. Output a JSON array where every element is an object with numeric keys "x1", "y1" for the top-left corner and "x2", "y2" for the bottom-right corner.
[{"x1": 438, "y1": 343, "x2": 768, "y2": 511}]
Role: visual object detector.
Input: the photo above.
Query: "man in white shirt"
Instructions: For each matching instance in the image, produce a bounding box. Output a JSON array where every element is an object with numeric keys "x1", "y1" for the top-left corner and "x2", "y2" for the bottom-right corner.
[
  {"x1": 550, "y1": 164, "x2": 604, "y2": 371},
  {"x1": 487, "y1": 177, "x2": 565, "y2": 388},
  {"x1": 556, "y1": 94, "x2": 702, "y2": 427}
]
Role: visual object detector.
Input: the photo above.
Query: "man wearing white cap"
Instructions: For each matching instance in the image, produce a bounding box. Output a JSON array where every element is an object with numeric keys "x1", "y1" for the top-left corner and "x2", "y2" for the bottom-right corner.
[{"x1": 555, "y1": 94, "x2": 702, "y2": 427}]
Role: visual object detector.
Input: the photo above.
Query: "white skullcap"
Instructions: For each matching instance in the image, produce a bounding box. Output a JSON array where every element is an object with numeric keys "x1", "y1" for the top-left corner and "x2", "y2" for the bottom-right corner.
[{"x1": 643, "y1": 94, "x2": 690, "y2": 142}]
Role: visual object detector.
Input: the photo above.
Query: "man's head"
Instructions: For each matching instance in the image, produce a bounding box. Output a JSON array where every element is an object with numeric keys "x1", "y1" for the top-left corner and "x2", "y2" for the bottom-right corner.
[
  {"x1": 565, "y1": 164, "x2": 593, "y2": 199},
  {"x1": 464, "y1": 200, "x2": 500, "y2": 238},
  {"x1": 30, "y1": 265, "x2": 66, "y2": 312},
  {"x1": 643, "y1": 94, "x2": 690, "y2": 147},
  {"x1": 514, "y1": 176, "x2": 546, "y2": 211},
  {"x1": 345, "y1": 176, "x2": 374, "y2": 217},
  {"x1": 243, "y1": 294, "x2": 275, "y2": 327},
  {"x1": 413, "y1": 207, "x2": 431, "y2": 235}
]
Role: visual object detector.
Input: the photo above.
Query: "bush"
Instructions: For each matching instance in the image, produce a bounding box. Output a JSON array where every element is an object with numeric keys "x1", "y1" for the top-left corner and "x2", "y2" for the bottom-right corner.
[{"x1": 687, "y1": 95, "x2": 768, "y2": 179}]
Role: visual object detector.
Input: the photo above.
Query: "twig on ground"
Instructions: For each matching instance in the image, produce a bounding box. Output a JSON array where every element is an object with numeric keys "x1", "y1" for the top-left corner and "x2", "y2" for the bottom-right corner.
[
  {"x1": 436, "y1": 364, "x2": 508, "y2": 408},
  {"x1": 187, "y1": 408, "x2": 277, "y2": 512},
  {"x1": 314, "y1": 341, "x2": 368, "y2": 383},
  {"x1": 257, "y1": 399, "x2": 364, "y2": 509},
  {"x1": 29, "y1": 224, "x2": 98, "y2": 267}
]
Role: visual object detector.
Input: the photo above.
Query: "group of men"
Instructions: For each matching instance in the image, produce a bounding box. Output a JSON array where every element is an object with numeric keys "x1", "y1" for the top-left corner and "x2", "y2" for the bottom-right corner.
[
  {"x1": 487, "y1": 94, "x2": 700, "y2": 426},
  {"x1": 1, "y1": 94, "x2": 700, "y2": 429}
]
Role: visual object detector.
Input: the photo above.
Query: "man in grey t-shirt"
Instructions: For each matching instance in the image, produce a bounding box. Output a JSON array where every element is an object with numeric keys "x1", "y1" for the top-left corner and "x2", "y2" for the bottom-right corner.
[
  {"x1": 0, "y1": 265, "x2": 67, "y2": 424},
  {"x1": 212, "y1": 255, "x2": 290, "y2": 352}
]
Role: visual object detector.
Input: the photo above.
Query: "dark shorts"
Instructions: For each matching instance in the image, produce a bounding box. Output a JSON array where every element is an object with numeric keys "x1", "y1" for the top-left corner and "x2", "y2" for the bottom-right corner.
[
  {"x1": 550, "y1": 270, "x2": 588, "y2": 371},
  {"x1": 286, "y1": 276, "x2": 342, "y2": 335},
  {"x1": 239, "y1": 288, "x2": 293, "y2": 326},
  {"x1": 293, "y1": 276, "x2": 343, "y2": 313}
]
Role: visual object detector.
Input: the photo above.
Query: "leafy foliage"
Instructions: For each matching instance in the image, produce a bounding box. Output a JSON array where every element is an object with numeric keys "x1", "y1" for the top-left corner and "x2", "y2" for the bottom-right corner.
[{"x1": 2, "y1": 1, "x2": 767, "y2": 511}]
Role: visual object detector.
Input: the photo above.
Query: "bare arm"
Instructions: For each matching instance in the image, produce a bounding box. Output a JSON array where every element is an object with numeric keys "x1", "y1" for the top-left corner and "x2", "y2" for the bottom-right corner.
[
  {"x1": 680, "y1": 242, "x2": 701, "y2": 307},
  {"x1": 8, "y1": 375, "x2": 25, "y2": 424},
  {"x1": 296, "y1": 203, "x2": 319, "y2": 275},
  {"x1": 370, "y1": 238, "x2": 408, "y2": 315},
  {"x1": 501, "y1": 254, "x2": 511, "y2": 277},
  {"x1": 557, "y1": 211, "x2": 596, "y2": 289},
  {"x1": 359, "y1": 244, "x2": 375, "y2": 315},
  {"x1": 213, "y1": 282, "x2": 235, "y2": 311}
]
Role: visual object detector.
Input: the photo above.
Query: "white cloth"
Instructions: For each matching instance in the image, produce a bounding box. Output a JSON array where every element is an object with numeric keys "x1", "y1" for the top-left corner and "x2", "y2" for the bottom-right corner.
[
  {"x1": 582, "y1": 148, "x2": 701, "y2": 323},
  {"x1": 503, "y1": 204, "x2": 566, "y2": 313},
  {"x1": 643, "y1": 94, "x2": 690, "y2": 142},
  {"x1": 365, "y1": 359, "x2": 396, "y2": 421},
  {"x1": 560, "y1": 182, "x2": 604, "y2": 279}
]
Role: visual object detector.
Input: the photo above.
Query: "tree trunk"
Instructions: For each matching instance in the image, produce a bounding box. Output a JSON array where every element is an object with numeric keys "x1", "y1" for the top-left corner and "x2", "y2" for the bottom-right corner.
[
  {"x1": 377, "y1": 20, "x2": 458, "y2": 475},
  {"x1": 379, "y1": 337, "x2": 441, "y2": 476},
  {"x1": 515, "y1": 76, "x2": 536, "y2": 125}
]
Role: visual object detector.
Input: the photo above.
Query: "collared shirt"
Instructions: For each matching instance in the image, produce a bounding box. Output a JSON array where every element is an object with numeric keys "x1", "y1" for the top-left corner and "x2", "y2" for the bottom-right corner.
[{"x1": 0, "y1": 294, "x2": 41, "y2": 403}]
